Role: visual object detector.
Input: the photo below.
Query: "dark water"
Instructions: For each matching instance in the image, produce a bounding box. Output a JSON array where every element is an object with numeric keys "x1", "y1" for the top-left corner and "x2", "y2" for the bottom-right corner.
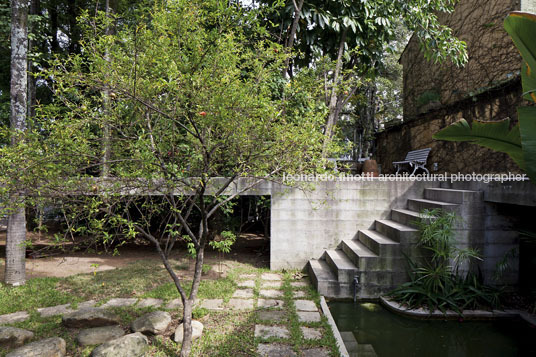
[{"x1": 328, "y1": 302, "x2": 536, "y2": 357}]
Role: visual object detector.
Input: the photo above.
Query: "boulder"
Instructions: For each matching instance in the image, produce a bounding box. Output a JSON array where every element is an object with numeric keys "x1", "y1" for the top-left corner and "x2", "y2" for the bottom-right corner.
[
  {"x1": 131, "y1": 311, "x2": 171, "y2": 335},
  {"x1": 76, "y1": 325, "x2": 125, "y2": 346},
  {"x1": 6, "y1": 337, "x2": 66, "y2": 357},
  {"x1": 62, "y1": 308, "x2": 120, "y2": 328},
  {"x1": 173, "y1": 320, "x2": 203, "y2": 343},
  {"x1": 90, "y1": 332, "x2": 148, "y2": 357},
  {"x1": 0, "y1": 327, "x2": 34, "y2": 349}
]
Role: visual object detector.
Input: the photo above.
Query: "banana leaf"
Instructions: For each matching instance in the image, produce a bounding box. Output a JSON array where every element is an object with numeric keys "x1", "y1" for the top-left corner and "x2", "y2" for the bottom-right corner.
[{"x1": 432, "y1": 118, "x2": 525, "y2": 170}]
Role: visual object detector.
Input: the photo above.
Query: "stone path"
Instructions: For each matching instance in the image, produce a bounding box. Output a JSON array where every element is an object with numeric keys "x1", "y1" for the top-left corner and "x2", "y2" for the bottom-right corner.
[{"x1": 0, "y1": 272, "x2": 333, "y2": 356}]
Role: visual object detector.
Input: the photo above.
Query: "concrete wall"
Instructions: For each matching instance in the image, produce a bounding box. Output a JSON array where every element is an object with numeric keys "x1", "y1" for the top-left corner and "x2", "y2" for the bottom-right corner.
[{"x1": 269, "y1": 180, "x2": 440, "y2": 269}]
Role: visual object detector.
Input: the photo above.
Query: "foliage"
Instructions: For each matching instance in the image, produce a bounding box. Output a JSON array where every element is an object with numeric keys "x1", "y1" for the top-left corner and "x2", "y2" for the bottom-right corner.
[
  {"x1": 433, "y1": 11, "x2": 536, "y2": 183},
  {"x1": 389, "y1": 209, "x2": 500, "y2": 313}
]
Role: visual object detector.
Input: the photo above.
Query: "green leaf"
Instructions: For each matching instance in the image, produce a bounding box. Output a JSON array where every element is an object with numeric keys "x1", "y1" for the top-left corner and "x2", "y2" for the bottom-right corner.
[
  {"x1": 433, "y1": 119, "x2": 525, "y2": 169},
  {"x1": 518, "y1": 106, "x2": 536, "y2": 181},
  {"x1": 504, "y1": 12, "x2": 536, "y2": 102}
]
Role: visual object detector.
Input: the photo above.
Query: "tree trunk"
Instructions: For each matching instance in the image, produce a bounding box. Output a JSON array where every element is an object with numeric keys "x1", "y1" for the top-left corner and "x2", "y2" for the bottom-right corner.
[
  {"x1": 180, "y1": 298, "x2": 194, "y2": 357},
  {"x1": 5, "y1": 0, "x2": 29, "y2": 286},
  {"x1": 322, "y1": 28, "x2": 347, "y2": 158},
  {"x1": 359, "y1": 84, "x2": 377, "y2": 158},
  {"x1": 101, "y1": 0, "x2": 114, "y2": 177},
  {"x1": 282, "y1": 0, "x2": 304, "y2": 79}
]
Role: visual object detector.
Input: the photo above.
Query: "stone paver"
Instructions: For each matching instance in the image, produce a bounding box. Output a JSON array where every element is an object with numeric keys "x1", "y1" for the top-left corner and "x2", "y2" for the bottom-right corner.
[
  {"x1": 232, "y1": 289, "x2": 254, "y2": 299},
  {"x1": 227, "y1": 299, "x2": 254, "y2": 310},
  {"x1": 257, "y1": 310, "x2": 287, "y2": 323},
  {"x1": 239, "y1": 274, "x2": 256, "y2": 279},
  {"x1": 62, "y1": 308, "x2": 120, "y2": 328},
  {"x1": 297, "y1": 311, "x2": 321, "y2": 323},
  {"x1": 260, "y1": 289, "x2": 284, "y2": 298},
  {"x1": 165, "y1": 299, "x2": 182, "y2": 309},
  {"x1": 100, "y1": 298, "x2": 138, "y2": 309},
  {"x1": 261, "y1": 281, "x2": 282, "y2": 288},
  {"x1": 302, "y1": 347, "x2": 331, "y2": 357},
  {"x1": 0, "y1": 311, "x2": 29, "y2": 325},
  {"x1": 294, "y1": 300, "x2": 317, "y2": 312},
  {"x1": 254, "y1": 325, "x2": 290, "y2": 339},
  {"x1": 136, "y1": 298, "x2": 163, "y2": 308},
  {"x1": 300, "y1": 327, "x2": 322, "y2": 340},
  {"x1": 290, "y1": 281, "x2": 308, "y2": 288},
  {"x1": 257, "y1": 343, "x2": 297, "y2": 357},
  {"x1": 38, "y1": 300, "x2": 96, "y2": 318},
  {"x1": 292, "y1": 291, "x2": 307, "y2": 298},
  {"x1": 238, "y1": 280, "x2": 256, "y2": 288},
  {"x1": 200, "y1": 299, "x2": 224, "y2": 311},
  {"x1": 257, "y1": 299, "x2": 284, "y2": 309},
  {"x1": 261, "y1": 273, "x2": 282, "y2": 281}
]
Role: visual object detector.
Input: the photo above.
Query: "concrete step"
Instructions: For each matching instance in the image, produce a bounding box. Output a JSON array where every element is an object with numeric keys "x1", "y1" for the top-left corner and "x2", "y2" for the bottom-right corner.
[
  {"x1": 407, "y1": 198, "x2": 459, "y2": 212},
  {"x1": 424, "y1": 188, "x2": 482, "y2": 204},
  {"x1": 357, "y1": 230, "x2": 399, "y2": 256},
  {"x1": 374, "y1": 219, "x2": 418, "y2": 243},
  {"x1": 307, "y1": 259, "x2": 352, "y2": 298},
  {"x1": 324, "y1": 249, "x2": 358, "y2": 283},
  {"x1": 390, "y1": 208, "x2": 433, "y2": 228},
  {"x1": 340, "y1": 239, "x2": 381, "y2": 273}
]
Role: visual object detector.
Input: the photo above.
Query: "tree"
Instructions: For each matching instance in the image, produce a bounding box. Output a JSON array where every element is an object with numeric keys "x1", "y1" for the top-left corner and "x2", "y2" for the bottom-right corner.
[
  {"x1": 24, "y1": 1, "x2": 325, "y2": 355},
  {"x1": 5, "y1": 0, "x2": 29, "y2": 286},
  {"x1": 257, "y1": 0, "x2": 468, "y2": 156}
]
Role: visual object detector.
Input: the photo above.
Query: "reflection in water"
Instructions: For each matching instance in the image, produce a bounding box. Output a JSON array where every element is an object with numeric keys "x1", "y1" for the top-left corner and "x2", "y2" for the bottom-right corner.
[{"x1": 329, "y1": 302, "x2": 536, "y2": 357}]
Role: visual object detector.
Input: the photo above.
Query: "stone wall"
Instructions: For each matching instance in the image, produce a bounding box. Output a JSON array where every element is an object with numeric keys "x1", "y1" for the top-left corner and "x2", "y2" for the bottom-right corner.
[
  {"x1": 376, "y1": 79, "x2": 523, "y2": 174},
  {"x1": 400, "y1": 0, "x2": 521, "y2": 118}
]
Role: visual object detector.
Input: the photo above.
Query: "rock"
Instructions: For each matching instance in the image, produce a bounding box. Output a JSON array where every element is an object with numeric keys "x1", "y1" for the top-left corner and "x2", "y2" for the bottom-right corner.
[
  {"x1": 173, "y1": 320, "x2": 203, "y2": 343},
  {"x1": 0, "y1": 311, "x2": 29, "y2": 325},
  {"x1": 6, "y1": 337, "x2": 66, "y2": 357},
  {"x1": 37, "y1": 304, "x2": 73, "y2": 318},
  {"x1": 76, "y1": 325, "x2": 125, "y2": 346},
  {"x1": 131, "y1": 311, "x2": 171, "y2": 335},
  {"x1": 136, "y1": 298, "x2": 163, "y2": 308},
  {"x1": 0, "y1": 327, "x2": 34, "y2": 349},
  {"x1": 62, "y1": 308, "x2": 120, "y2": 328},
  {"x1": 100, "y1": 298, "x2": 137, "y2": 309},
  {"x1": 90, "y1": 332, "x2": 148, "y2": 357}
]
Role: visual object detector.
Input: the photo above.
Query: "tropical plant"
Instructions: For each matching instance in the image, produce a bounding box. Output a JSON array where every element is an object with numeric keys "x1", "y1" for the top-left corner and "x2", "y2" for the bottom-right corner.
[
  {"x1": 389, "y1": 209, "x2": 500, "y2": 313},
  {"x1": 433, "y1": 11, "x2": 536, "y2": 183}
]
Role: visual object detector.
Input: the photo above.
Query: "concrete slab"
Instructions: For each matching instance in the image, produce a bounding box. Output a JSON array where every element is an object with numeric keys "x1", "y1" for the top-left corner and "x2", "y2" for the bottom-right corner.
[
  {"x1": 238, "y1": 280, "x2": 256, "y2": 288},
  {"x1": 239, "y1": 274, "x2": 257, "y2": 279},
  {"x1": 254, "y1": 325, "x2": 290, "y2": 339},
  {"x1": 260, "y1": 289, "x2": 284, "y2": 298},
  {"x1": 294, "y1": 300, "x2": 317, "y2": 312},
  {"x1": 257, "y1": 299, "x2": 284, "y2": 309},
  {"x1": 257, "y1": 343, "x2": 297, "y2": 357},
  {"x1": 261, "y1": 273, "x2": 282, "y2": 281},
  {"x1": 302, "y1": 347, "x2": 331, "y2": 357},
  {"x1": 0, "y1": 311, "x2": 29, "y2": 324},
  {"x1": 297, "y1": 311, "x2": 321, "y2": 323},
  {"x1": 292, "y1": 291, "x2": 307, "y2": 298},
  {"x1": 137, "y1": 298, "x2": 163, "y2": 308},
  {"x1": 227, "y1": 299, "x2": 254, "y2": 310},
  {"x1": 165, "y1": 299, "x2": 182, "y2": 309},
  {"x1": 261, "y1": 281, "x2": 282, "y2": 288},
  {"x1": 300, "y1": 327, "x2": 322, "y2": 340},
  {"x1": 232, "y1": 289, "x2": 254, "y2": 299},
  {"x1": 290, "y1": 281, "x2": 308, "y2": 288},
  {"x1": 100, "y1": 298, "x2": 138, "y2": 308},
  {"x1": 200, "y1": 299, "x2": 224, "y2": 311},
  {"x1": 257, "y1": 310, "x2": 287, "y2": 323}
]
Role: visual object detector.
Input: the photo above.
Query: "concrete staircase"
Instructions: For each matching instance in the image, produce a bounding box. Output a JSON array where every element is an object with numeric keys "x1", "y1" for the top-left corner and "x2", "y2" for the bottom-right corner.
[{"x1": 307, "y1": 187, "x2": 482, "y2": 299}]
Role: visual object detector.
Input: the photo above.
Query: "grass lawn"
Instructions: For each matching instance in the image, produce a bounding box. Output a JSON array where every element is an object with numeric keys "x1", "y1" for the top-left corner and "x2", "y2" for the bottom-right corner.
[{"x1": 0, "y1": 257, "x2": 340, "y2": 356}]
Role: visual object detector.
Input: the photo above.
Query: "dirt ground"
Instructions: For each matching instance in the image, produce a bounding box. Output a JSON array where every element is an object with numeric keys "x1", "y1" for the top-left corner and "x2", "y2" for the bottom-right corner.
[{"x1": 0, "y1": 232, "x2": 269, "y2": 280}]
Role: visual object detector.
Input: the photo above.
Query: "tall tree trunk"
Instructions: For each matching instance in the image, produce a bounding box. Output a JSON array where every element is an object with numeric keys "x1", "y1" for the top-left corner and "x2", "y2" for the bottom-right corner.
[
  {"x1": 282, "y1": 0, "x2": 304, "y2": 79},
  {"x1": 101, "y1": 0, "x2": 114, "y2": 177},
  {"x1": 359, "y1": 84, "x2": 377, "y2": 158},
  {"x1": 5, "y1": 0, "x2": 29, "y2": 286},
  {"x1": 322, "y1": 28, "x2": 347, "y2": 158}
]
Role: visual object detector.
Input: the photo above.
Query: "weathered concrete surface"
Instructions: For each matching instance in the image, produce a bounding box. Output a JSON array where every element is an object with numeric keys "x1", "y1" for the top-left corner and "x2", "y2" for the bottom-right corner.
[
  {"x1": 271, "y1": 180, "x2": 439, "y2": 269},
  {"x1": 257, "y1": 343, "x2": 296, "y2": 357}
]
